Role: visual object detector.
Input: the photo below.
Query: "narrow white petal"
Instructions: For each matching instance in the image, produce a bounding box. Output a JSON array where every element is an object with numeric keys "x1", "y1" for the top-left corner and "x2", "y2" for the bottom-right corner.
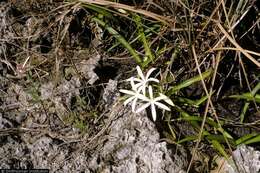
[
  {"x1": 131, "y1": 78, "x2": 142, "y2": 82},
  {"x1": 154, "y1": 102, "x2": 171, "y2": 111},
  {"x1": 148, "y1": 86, "x2": 153, "y2": 99},
  {"x1": 126, "y1": 77, "x2": 132, "y2": 81},
  {"x1": 124, "y1": 96, "x2": 135, "y2": 106},
  {"x1": 119, "y1": 89, "x2": 136, "y2": 95},
  {"x1": 151, "y1": 104, "x2": 157, "y2": 121},
  {"x1": 147, "y1": 78, "x2": 159, "y2": 83},
  {"x1": 145, "y1": 68, "x2": 156, "y2": 80},
  {"x1": 136, "y1": 66, "x2": 145, "y2": 80},
  {"x1": 141, "y1": 87, "x2": 146, "y2": 95},
  {"x1": 136, "y1": 86, "x2": 143, "y2": 94},
  {"x1": 135, "y1": 82, "x2": 144, "y2": 90},
  {"x1": 153, "y1": 95, "x2": 165, "y2": 102},
  {"x1": 132, "y1": 97, "x2": 138, "y2": 112},
  {"x1": 130, "y1": 77, "x2": 138, "y2": 91},
  {"x1": 136, "y1": 103, "x2": 150, "y2": 113},
  {"x1": 135, "y1": 93, "x2": 150, "y2": 102},
  {"x1": 158, "y1": 93, "x2": 167, "y2": 98},
  {"x1": 159, "y1": 93, "x2": 174, "y2": 106}
]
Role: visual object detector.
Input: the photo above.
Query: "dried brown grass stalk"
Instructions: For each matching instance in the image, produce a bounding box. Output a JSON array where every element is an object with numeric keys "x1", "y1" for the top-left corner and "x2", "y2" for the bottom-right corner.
[
  {"x1": 216, "y1": 22, "x2": 260, "y2": 67},
  {"x1": 78, "y1": 0, "x2": 175, "y2": 25}
]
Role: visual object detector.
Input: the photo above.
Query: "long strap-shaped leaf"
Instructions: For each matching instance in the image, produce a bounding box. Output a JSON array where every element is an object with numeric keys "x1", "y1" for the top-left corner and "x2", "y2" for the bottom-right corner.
[
  {"x1": 92, "y1": 17, "x2": 142, "y2": 64},
  {"x1": 167, "y1": 69, "x2": 212, "y2": 95}
]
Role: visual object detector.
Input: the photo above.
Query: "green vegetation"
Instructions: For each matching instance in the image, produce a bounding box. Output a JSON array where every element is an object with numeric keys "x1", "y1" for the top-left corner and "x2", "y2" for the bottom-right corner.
[
  {"x1": 75, "y1": 0, "x2": 260, "y2": 171},
  {"x1": 1, "y1": 0, "x2": 259, "y2": 172}
]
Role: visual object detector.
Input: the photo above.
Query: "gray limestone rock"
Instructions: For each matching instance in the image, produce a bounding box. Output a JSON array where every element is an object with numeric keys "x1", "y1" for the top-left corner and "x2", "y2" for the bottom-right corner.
[
  {"x1": 0, "y1": 94, "x2": 187, "y2": 173},
  {"x1": 86, "y1": 105, "x2": 187, "y2": 173},
  {"x1": 221, "y1": 145, "x2": 260, "y2": 173}
]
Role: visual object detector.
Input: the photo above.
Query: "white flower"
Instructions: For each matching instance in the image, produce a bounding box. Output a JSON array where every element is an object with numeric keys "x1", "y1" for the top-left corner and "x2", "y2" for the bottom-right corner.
[
  {"x1": 119, "y1": 77, "x2": 149, "y2": 112},
  {"x1": 136, "y1": 86, "x2": 174, "y2": 121},
  {"x1": 128, "y1": 66, "x2": 159, "y2": 94},
  {"x1": 119, "y1": 66, "x2": 174, "y2": 121}
]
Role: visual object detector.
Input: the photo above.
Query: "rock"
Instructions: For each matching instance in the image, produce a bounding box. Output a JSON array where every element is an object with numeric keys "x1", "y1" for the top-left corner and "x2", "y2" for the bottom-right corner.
[
  {"x1": 214, "y1": 145, "x2": 260, "y2": 173},
  {"x1": 86, "y1": 105, "x2": 187, "y2": 173},
  {"x1": 0, "y1": 98, "x2": 187, "y2": 173},
  {"x1": 102, "y1": 79, "x2": 119, "y2": 105},
  {"x1": 74, "y1": 50, "x2": 101, "y2": 85}
]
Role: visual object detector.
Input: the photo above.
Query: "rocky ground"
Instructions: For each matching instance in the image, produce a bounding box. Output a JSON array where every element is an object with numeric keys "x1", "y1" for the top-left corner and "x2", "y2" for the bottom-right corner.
[{"x1": 0, "y1": 1, "x2": 188, "y2": 172}]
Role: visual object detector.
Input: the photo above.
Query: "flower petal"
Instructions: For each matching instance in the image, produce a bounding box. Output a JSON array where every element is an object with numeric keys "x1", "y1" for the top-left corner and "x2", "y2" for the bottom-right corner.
[
  {"x1": 135, "y1": 82, "x2": 143, "y2": 90},
  {"x1": 123, "y1": 96, "x2": 135, "y2": 106},
  {"x1": 136, "y1": 86, "x2": 144, "y2": 94},
  {"x1": 126, "y1": 77, "x2": 132, "y2": 81},
  {"x1": 153, "y1": 94, "x2": 168, "y2": 102},
  {"x1": 158, "y1": 93, "x2": 174, "y2": 106},
  {"x1": 131, "y1": 77, "x2": 142, "y2": 82},
  {"x1": 136, "y1": 102, "x2": 150, "y2": 113},
  {"x1": 141, "y1": 87, "x2": 146, "y2": 95},
  {"x1": 131, "y1": 97, "x2": 138, "y2": 112},
  {"x1": 145, "y1": 67, "x2": 156, "y2": 80},
  {"x1": 148, "y1": 85, "x2": 153, "y2": 99},
  {"x1": 151, "y1": 104, "x2": 157, "y2": 121},
  {"x1": 130, "y1": 77, "x2": 138, "y2": 91},
  {"x1": 154, "y1": 102, "x2": 171, "y2": 111},
  {"x1": 119, "y1": 89, "x2": 136, "y2": 95},
  {"x1": 136, "y1": 66, "x2": 145, "y2": 80},
  {"x1": 135, "y1": 93, "x2": 150, "y2": 102},
  {"x1": 147, "y1": 78, "x2": 159, "y2": 83}
]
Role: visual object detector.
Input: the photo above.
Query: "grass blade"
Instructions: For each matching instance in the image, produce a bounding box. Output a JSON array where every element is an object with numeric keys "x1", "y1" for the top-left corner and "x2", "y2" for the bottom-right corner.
[
  {"x1": 91, "y1": 17, "x2": 142, "y2": 64},
  {"x1": 206, "y1": 135, "x2": 235, "y2": 145},
  {"x1": 177, "y1": 136, "x2": 197, "y2": 144},
  {"x1": 235, "y1": 133, "x2": 258, "y2": 145},
  {"x1": 167, "y1": 69, "x2": 212, "y2": 95},
  {"x1": 133, "y1": 14, "x2": 154, "y2": 67},
  {"x1": 178, "y1": 116, "x2": 220, "y2": 128},
  {"x1": 177, "y1": 92, "x2": 214, "y2": 107},
  {"x1": 240, "y1": 83, "x2": 260, "y2": 122},
  {"x1": 229, "y1": 94, "x2": 260, "y2": 103},
  {"x1": 243, "y1": 134, "x2": 260, "y2": 145},
  {"x1": 211, "y1": 140, "x2": 229, "y2": 160}
]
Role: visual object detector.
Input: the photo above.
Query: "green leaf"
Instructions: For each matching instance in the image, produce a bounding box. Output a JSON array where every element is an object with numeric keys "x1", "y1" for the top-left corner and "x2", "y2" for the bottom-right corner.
[
  {"x1": 177, "y1": 92, "x2": 214, "y2": 107},
  {"x1": 133, "y1": 14, "x2": 154, "y2": 67},
  {"x1": 206, "y1": 135, "x2": 235, "y2": 145},
  {"x1": 174, "y1": 106, "x2": 200, "y2": 129},
  {"x1": 178, "y1": 116, "x2": 221, "y2": 128},
  {"x1": 167, "y1": 69, "x2": 212, "y2": 95},
  {"x1": 91, "y1": 17, "x2": 142, "y2": 64},
  {"x1": 217, "y1": 127, "x2": 233, "y2": 139},
  {"x1": 235, "y1": 82, "x2": 260, "y2": 123},
  {"x1": 211, "y1": 140, "x2": 229, "y2": 160},
  {"x1": 177, "y1": 136, "x2": 197, "y2": 144},
  {"x1": 240, "y1": 102, "x2": 250, "y2": 123},
  {"x1": 194, "y1": 93, "x2": 214, "y2": 106},
  {"x1": 243, "y1": 134, "x2": 260, "y2": 145},
  {"x1": 235, "y1": 133, "x2": 258, "y2": 145},
  {"x1": 228, "y1": 94, "x2": 260, "y2": 103},
  {"x1": 228, "y1": 83, "x2": 260, "y2": 122}
]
